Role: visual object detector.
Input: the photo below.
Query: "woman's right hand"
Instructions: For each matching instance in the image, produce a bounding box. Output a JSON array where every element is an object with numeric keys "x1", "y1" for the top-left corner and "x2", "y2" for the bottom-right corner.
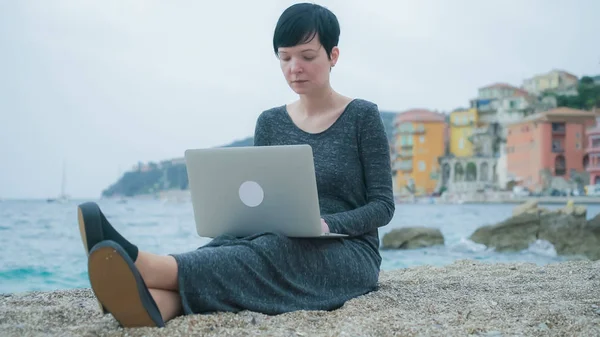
[{"x1": 320, "y1": 218, "x2": 330, "y2": 233}]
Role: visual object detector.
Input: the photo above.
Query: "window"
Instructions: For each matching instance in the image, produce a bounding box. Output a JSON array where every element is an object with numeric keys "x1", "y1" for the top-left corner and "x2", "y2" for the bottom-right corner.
[
  {"x1": 552, "y1": 139, "x2": 562, "y2": 152},
  {"x1": 576, "y1": 142, "x2": 581, "y2": 149},
  {"x1": 418, "y1": 161, "x2": 426, "y2": 172},
  {"x1": 459, "y1": 138, "x2": 464, "y2": 149},
  {"x1": 555, "y1": 155, "x2": 566, "y2": 176},
  {"x1": 419, "y1": 136, "x2": 425, "y2": 143}
]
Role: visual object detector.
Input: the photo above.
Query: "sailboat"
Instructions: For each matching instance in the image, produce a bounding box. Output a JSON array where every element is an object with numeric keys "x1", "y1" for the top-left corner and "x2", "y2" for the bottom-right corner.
[{"x1": 47, "y1": 160, "x2": 69, "y2": 203}]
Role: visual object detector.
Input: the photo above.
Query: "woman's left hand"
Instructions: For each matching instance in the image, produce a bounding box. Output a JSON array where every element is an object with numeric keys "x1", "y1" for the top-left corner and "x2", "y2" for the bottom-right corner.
[{"x1": 320, "y1": 218, "x2": 330, "y2": 233}]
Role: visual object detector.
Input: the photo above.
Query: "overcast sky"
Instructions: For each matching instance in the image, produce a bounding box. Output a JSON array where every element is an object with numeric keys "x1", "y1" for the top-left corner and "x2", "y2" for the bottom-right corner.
[{"x1": 1, "y1": 0, "x2": 599, "y2": 199}]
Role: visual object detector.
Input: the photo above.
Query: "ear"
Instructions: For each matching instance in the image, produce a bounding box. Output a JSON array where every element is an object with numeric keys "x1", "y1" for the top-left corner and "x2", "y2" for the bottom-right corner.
[{"x1": 330, "y1": 46, "x2": 340, "y2": 67}]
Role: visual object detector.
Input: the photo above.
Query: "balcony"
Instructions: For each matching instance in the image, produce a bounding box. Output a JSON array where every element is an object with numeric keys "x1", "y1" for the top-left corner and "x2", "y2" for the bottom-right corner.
[
  {"x1": 551, "y1": 140, "x2": 564, "y2": 153},
  {"x1": 393, "y1": 160, "x2": 413, "y2": 172},
  {"x1": 451, "y1": 120, "x2": 475, "y2": 127},
  {"x1": 551, "y1": 123, "x2": 566, "y2": 135},
  {"x1": 395, "y1": 137, "x2": 413, "y2": 149},
  {"x1": 586, "y1": 165, "x2": 600, "y2": 172},
  {"x1": 413, "y1": 125, "x2": 426, "y2": 134},
  {"x1": 587, "y1": 147, "x2": 600, "y2": 154},
  {"x1": 396, "y1": 124, "x2": 425, "y2": 134},
  {"x1": 398, "y1": 149, "x2": 413, "y2": 158},
  {"x1": 586, "y1": 138, "x2": 600, "y2": 153}
]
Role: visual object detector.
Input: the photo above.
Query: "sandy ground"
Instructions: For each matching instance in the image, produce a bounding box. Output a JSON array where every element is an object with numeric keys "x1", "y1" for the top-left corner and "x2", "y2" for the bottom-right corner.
[{"x1": 1, "y1": 259, "x2": 599, "y2": 337}]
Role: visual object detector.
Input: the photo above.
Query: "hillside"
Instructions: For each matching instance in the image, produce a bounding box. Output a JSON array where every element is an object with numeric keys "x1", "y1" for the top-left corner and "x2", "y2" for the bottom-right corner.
[{"x1": 101, "y1": 111, "x2": 398, "y2": 197}]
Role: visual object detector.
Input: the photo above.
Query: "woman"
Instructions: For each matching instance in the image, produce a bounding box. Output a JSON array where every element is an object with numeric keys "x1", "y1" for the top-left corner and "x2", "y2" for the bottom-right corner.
[{"x1": 79, "y1": 2, "x2": 395, "y2": 328}]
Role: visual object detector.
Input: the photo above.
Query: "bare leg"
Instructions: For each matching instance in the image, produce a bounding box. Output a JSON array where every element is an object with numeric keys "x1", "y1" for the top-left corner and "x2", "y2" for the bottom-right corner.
[
  {"x1": 149, "y1": 288, "x2": 183, "y2": 322},
  {"x1": 135, "y1": 251, "x2": 179, "y2": 291}
]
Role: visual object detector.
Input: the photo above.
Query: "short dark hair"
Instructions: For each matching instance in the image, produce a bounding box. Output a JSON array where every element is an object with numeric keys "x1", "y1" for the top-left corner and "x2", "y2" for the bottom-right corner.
[{"x1": 273, "y1": 3, "x2": 340, "y2": 59}]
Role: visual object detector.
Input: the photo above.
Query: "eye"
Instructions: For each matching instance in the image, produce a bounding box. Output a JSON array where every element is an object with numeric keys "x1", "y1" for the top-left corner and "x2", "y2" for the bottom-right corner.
[{"x1": 304, "y1": 56, "x2": 315, "y2": 61}]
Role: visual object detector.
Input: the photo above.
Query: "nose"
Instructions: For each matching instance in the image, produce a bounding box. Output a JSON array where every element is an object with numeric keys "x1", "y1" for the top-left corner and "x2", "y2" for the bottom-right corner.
[{"x1": 289, "y1": 58, "x2": 303, "y2": 74}]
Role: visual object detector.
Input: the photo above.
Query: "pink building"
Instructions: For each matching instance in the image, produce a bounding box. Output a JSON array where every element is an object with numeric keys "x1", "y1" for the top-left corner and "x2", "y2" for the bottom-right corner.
[
  {"x1": 586, "y1": 119, "x2": 600, "y2": 184},
  {"x1": 506, "y1": 107, "x2": 597, "y2": 191}
]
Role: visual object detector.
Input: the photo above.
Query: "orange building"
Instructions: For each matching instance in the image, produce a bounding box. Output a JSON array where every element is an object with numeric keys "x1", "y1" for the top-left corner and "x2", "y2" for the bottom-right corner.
[
  {"x1": 392, "y1": 109, "x2": 446, "y2": 195},
  {"x1": 505, "y1": 107, "x2": 597, "y2": 191}
]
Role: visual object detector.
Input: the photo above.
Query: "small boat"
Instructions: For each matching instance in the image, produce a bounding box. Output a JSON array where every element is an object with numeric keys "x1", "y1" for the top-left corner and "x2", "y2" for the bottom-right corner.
[{"x1": 47, "y1": 160, "x2": 69, "y2": 203}]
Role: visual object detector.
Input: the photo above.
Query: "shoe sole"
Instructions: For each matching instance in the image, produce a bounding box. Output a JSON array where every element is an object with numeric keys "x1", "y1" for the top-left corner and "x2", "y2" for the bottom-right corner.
[
  {"x1": 88, "y1": 241, "x2": 164, "y2": 328},
  {"x1": 77, "y1": 203, "x2": 107, "y2": 314}
]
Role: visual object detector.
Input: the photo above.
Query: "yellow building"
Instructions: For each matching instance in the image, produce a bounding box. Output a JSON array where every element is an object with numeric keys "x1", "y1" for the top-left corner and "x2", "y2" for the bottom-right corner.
[
  {"x1": 449, "y1": 108, "x2": 478, "y2": 157},
  {"x1": 392, "y1": 109, "x2": 447, "y2": 196}
]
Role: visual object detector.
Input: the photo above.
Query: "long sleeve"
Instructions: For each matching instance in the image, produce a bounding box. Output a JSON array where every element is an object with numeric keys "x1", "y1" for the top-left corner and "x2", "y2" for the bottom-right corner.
[
  {"x1": 253, "y1": 112, "x2": 270, "y2": 147},
  {"x1": 321, "y1": 104, "x2": 396, "y2": 236}
]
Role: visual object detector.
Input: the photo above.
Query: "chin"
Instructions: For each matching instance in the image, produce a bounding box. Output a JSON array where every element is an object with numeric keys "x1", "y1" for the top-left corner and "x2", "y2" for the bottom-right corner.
[
  {"x1": 289, "y1": 86, "x2": 308, "y2": 95},
  {"x1": 288, "y1": 83, "x2": 318, "y2": 95}
]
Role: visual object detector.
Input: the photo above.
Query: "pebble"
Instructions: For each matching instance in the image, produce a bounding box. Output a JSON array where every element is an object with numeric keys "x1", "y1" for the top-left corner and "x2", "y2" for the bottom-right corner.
[
  {"x1": 537, "y1": 323, "x2": 549, "y2": 331},
  {"x1": 481, "y1": 331, "x2": 502, "y2": 337}
]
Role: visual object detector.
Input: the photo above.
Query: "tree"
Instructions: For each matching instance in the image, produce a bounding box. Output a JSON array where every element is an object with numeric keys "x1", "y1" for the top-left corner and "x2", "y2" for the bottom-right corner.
[{"x1": 554, "y1": 76, "x2": 600, "y2": 110}]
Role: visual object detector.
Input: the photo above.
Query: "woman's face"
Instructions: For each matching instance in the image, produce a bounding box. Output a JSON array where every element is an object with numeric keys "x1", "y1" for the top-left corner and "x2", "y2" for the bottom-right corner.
[{"x1": 277, "y1": 33, "x2": 339, "y2": 95}]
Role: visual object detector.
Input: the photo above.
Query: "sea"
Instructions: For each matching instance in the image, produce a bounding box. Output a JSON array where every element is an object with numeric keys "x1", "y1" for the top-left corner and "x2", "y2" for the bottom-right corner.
[{"x1": 1, "y1": 199, "x2": 597, "y2": 295}]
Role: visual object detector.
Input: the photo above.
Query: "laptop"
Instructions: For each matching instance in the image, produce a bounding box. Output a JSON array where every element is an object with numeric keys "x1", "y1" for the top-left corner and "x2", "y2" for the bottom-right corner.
[{"x1": 184, "y1": 144, "x2": 347, "y2": 238}]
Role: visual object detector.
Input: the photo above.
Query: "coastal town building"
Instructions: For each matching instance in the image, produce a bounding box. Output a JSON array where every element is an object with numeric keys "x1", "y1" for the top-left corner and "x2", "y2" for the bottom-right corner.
[
  {"x1": 448, "y1": 108, "x2": 477, "y2": 157},
  {"x1": 438, "y1": 107, "x2": 497, "y2": 194},
  {"x1": 439, "y1": 81, "x2": 560, "y2": 193},
  {"x1": 438, "y1": 83, "x2": 540, "y2": 194},
  {"x1": 522, "y1": 69, "x2": 579, "y2": 96},
  {"x1": 392, "y1": 109, "x2": 446, "y2": 196},
  {"x1": 505, "y1": 107, "x2": 597, "y2": 193},
  {"x1": 585, "y1": 118, "x2": 600, "y2": 185}
]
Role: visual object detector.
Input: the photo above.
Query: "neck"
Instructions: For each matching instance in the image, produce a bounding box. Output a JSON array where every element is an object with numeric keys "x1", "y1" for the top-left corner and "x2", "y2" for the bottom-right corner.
[{"x1": 298, "y1": 85, "x2": 337, "y2": 116}]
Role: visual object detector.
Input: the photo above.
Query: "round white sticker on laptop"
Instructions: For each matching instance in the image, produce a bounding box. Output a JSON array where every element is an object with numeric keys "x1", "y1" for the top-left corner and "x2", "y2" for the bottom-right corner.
[{"x1": 239, "y1": 181, "x2": 264, "y2": 207}]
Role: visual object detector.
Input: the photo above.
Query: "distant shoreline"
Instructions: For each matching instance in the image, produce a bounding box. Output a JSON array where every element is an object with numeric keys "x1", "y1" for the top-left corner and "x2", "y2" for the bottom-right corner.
[
  {"x1": 395, "y1": 195, "x2": 600, "y2": 205},
  {"x1": 461, "y1": 196, "x2": 600, "y2": 204}
]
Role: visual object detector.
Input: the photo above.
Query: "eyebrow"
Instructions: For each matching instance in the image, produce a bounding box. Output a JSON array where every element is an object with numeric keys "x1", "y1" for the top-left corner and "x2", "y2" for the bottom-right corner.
[{"x1": 278, "y1": 48, "x2": 318, "y2": 54}]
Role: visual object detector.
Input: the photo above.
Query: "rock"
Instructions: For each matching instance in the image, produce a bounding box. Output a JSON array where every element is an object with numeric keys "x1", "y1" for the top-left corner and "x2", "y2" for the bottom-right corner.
[
  {"x1": 512, "y1": 200, "x2": 538, "y2": 216},
  {"x1": 381, "y1": 227, "x2": 444, "y2": 249},
  {"x1": 561, "y1": 201, "x2": 587, "y2": 217},
  {"x1": 470, "y1": 201, "x2": 600, "y2": 260},
  {"x1": 538, "y1": 211, "x2": 600, "y2": 260},
  {"x1": 469, "y1": 212, "x2": 539, "y2": 252},
  {"x1": 586, "y1": 214, "x2": 600, "y2": 233}
]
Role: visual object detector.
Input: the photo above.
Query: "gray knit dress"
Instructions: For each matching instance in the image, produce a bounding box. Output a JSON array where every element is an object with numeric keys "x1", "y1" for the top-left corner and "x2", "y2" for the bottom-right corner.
[{"x1": 171, "y1": 98, "x2": 395, "y2": 315}]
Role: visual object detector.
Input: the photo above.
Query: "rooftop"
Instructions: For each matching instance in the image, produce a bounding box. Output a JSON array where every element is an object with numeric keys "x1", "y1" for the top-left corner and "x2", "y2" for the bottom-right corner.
[
  {"x1": 479, "y1": 82, "x2": 519, "y2": 90},
  {"x1": 394, "y1": 109, "x2": 446, "y2": 124},
  {"x1": 507, "y1": 107, "x2": 598, "y2": 126}
]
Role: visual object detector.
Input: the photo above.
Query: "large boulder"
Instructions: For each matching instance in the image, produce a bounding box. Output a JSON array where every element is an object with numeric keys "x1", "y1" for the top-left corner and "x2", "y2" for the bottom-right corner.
[
  {"x1": 382, "y1": 227, "x2": 444, "y2": 250},
  {"x1": 512, "y1": 199, "x2": 539, "y2": 216},
  {"x1": 469, "y1": 201, "x2": 600, "y2": 260},
  {"x1": 585, "y1": 213, "x2": 600, "y2": 233},
  {"x1": 469, "y1": 212, "x2": 540, "y2": 252}
]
